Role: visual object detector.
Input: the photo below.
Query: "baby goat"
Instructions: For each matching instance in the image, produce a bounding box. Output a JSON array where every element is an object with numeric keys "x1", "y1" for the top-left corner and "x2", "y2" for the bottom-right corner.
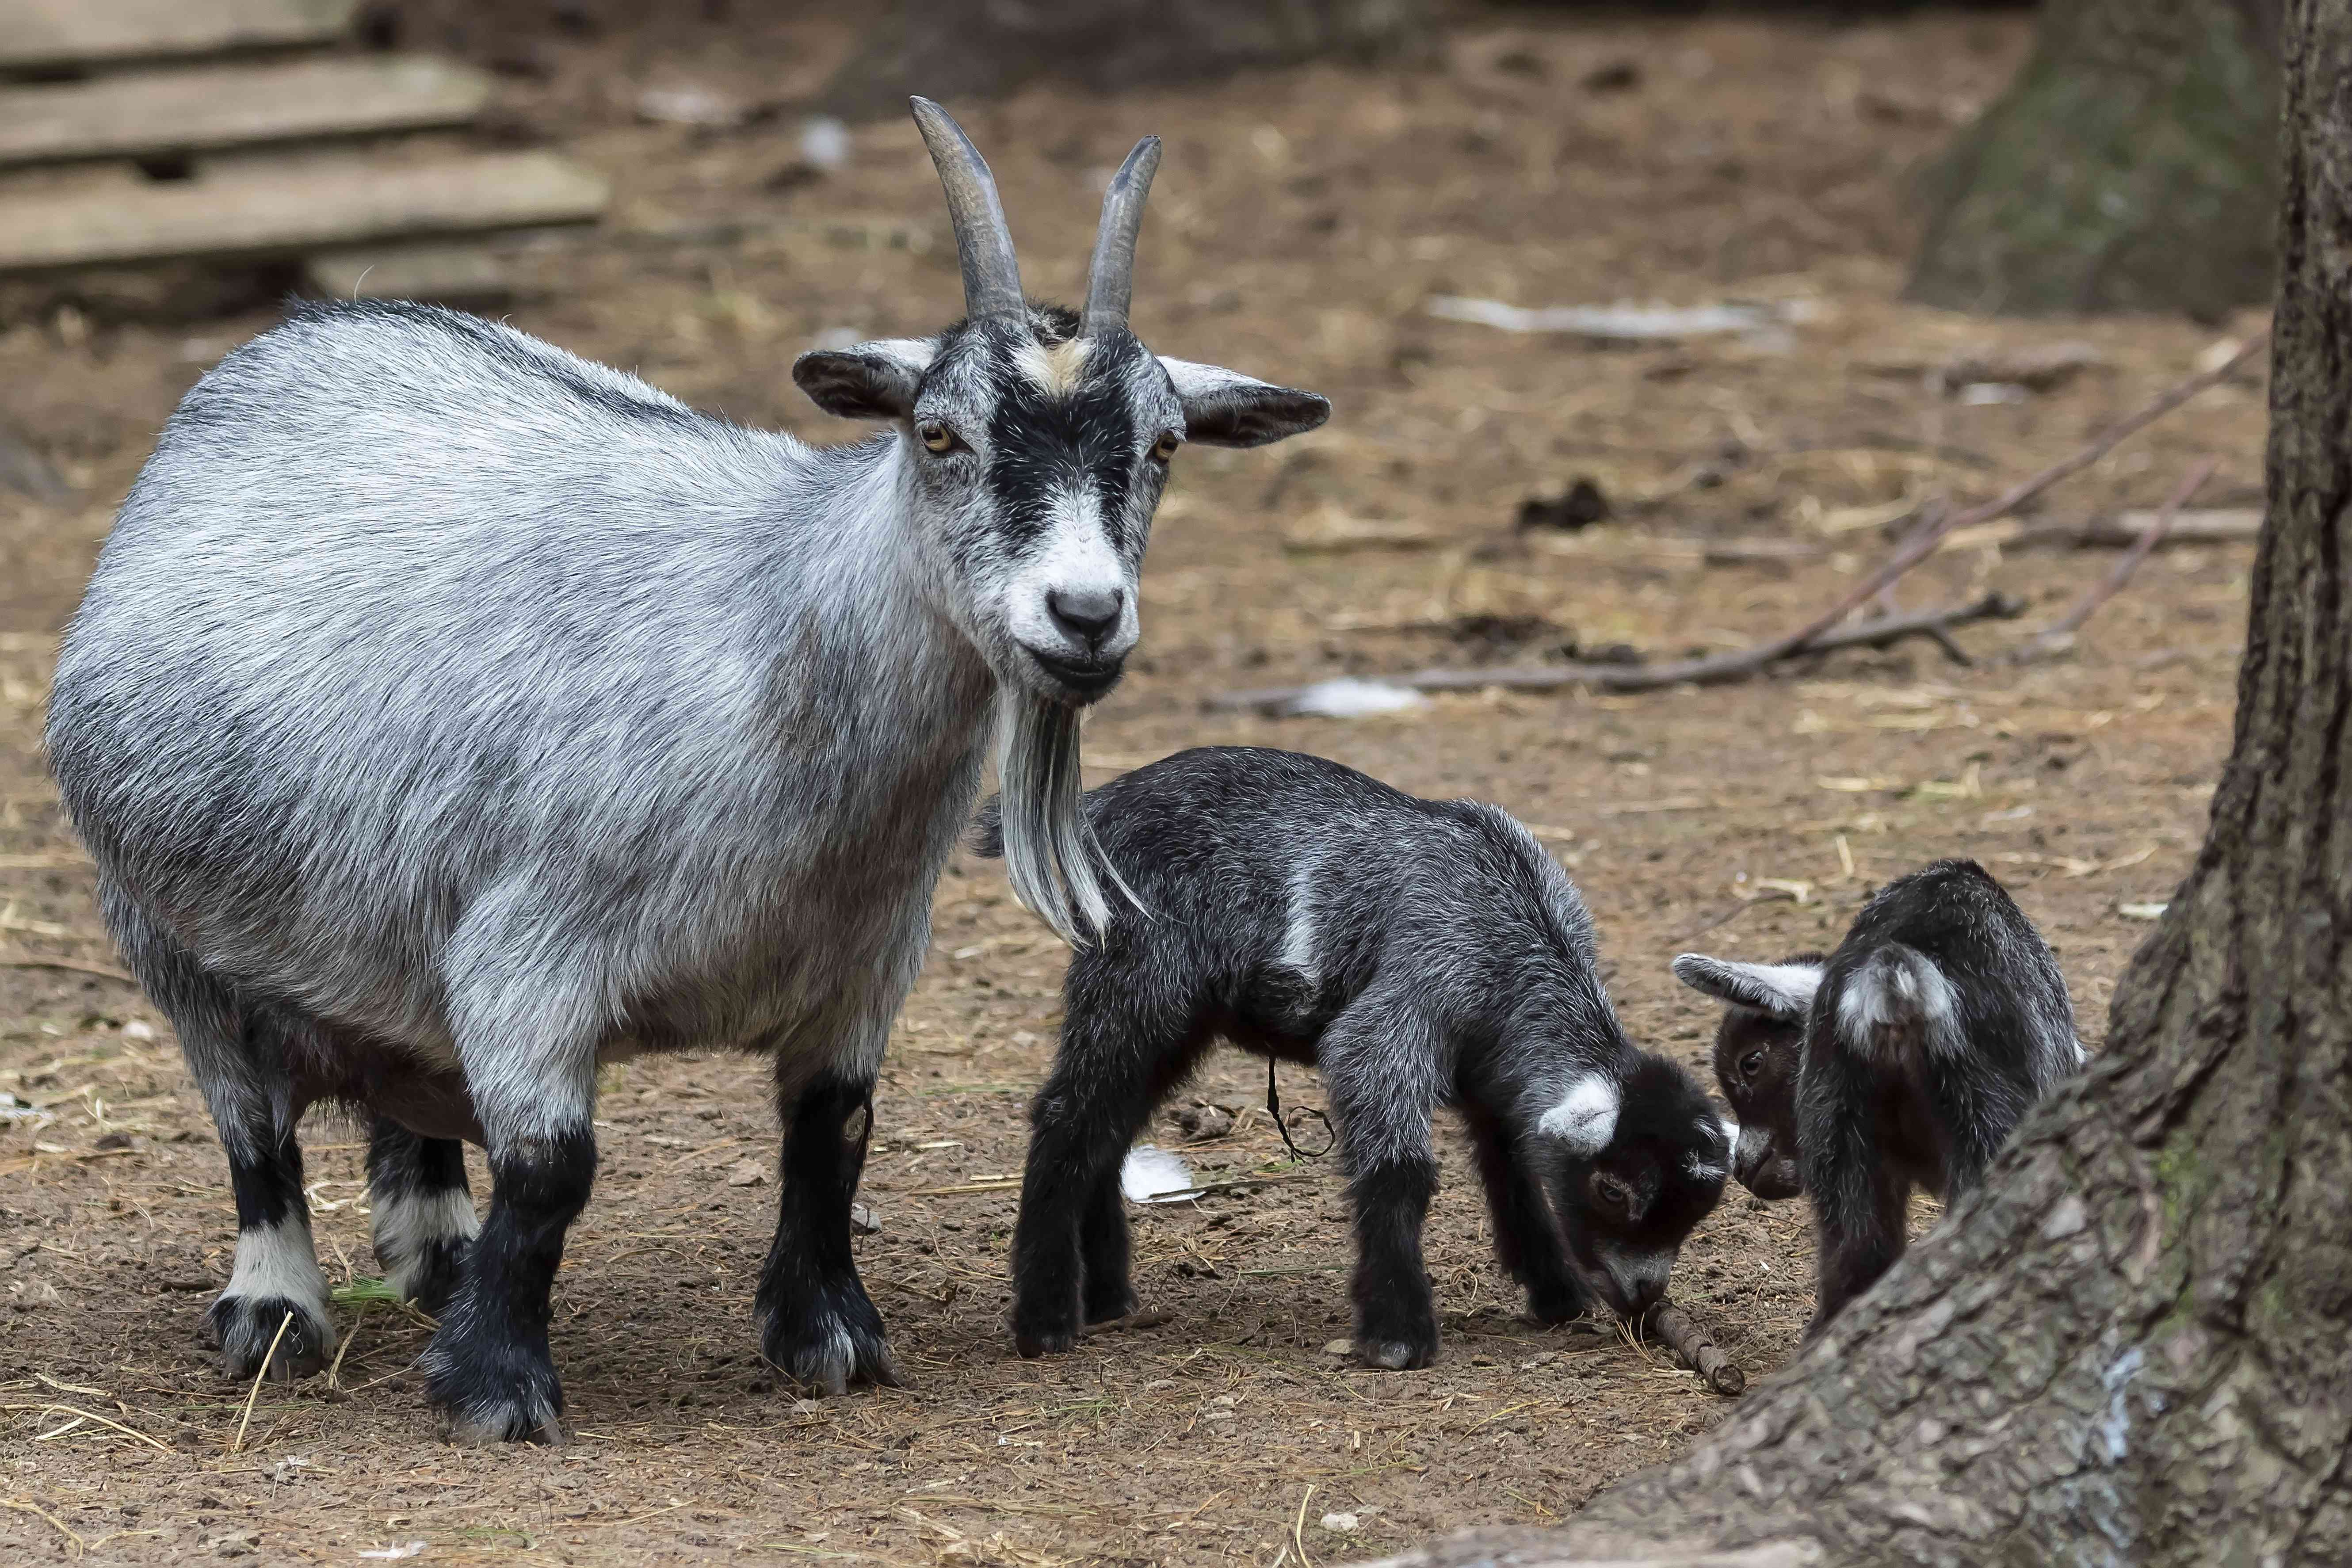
[
  {"x1": 1674, "y1": 858, "x2": 2083, "y2": 1338},
  {"x1": 977, "y1": 748, "x2": 1730, "y2": 1370},
  {"x1": 45, "y1": 101, "x2": 1326, "y2": 1444}
]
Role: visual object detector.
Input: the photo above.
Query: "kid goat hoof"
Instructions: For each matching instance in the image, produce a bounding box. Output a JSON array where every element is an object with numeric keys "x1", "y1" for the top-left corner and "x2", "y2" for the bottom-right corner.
[{"x1": 1357, "y1": 1338, "x2": 1437, "y2": 1371}]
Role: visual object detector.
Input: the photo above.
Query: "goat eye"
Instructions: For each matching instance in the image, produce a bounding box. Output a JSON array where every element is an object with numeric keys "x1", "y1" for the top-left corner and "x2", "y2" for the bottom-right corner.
[
  {"x1": 918, "y1": 421, "x2": 958, "y2": 454},
  {"x1": 1150, "y1": 430, "x2": 1180, "y2": 462},
  {"x1": 1740, "y1": 1050, "x2": 1764, "y2": 1080}
]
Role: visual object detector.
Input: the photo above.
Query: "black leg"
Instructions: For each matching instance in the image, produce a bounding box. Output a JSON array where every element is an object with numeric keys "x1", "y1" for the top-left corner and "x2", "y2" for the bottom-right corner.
[
  {"x1": 1324, "y1": 998, "x2": 1447, "y2": 1370},
  {"x1": 1077, "y1": 1169, "x2": 1138, "y2": 1325},
  {"x1": 1345, "y1": 1157, "x2": 1441, "y2": 1369},
  {"x1": 1011, "y1": 953, "x2": 1197, "y2": 1359},
  {"x1": 107, "y1": 891, "x2": 334, "y2": 1386},
  {"x1": 1461, "y1": 1102, "x2": 1590, "y2": 1326},
  {"x1": 207, "y1": 1123, "x2": 335, "y2": 1382},
  {"x1": 366, "y1": 1115, "x2": 477, "y2": 1317},
  {"x1": 1798, "y1": 1053, "x2": 1909, "y2": 1340},
  {"x1": 421, "y1": 1126, "x2": 594, "y2": 1444},
  {"x1": 757, "y1": 1073, "x2": 901, "y2": 1394}
]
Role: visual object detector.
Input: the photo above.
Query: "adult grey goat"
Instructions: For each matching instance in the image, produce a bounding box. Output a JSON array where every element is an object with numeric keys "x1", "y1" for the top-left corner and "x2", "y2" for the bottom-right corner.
[{"x1": 45, "y1": 98, "x2": 1327, "y2": 1444}]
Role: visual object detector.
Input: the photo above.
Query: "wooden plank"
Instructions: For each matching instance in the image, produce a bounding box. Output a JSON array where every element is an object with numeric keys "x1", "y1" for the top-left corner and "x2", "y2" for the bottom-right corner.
[
  {"x1": 306, "y1": 241, "x2": 516, "y2": 307},
  {"x1": 0, "y1": 150, "x2": 608, "y2": 274},
  {"x1": 0, "y1": 56, "x2": 490, "y2": 169},
  {"x1": 0, "y1": 0, "x2": 358, "y2": 74}
]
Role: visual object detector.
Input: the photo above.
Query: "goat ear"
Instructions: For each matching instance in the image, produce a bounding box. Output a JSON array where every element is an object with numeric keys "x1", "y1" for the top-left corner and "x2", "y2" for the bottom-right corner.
[
  {"x1": 1672, "y1": 954, "x2": 1822, "y2": 1020},
  {"x1": 1158, "y1": 357, "x2": 1329, "y2": 447},
  {"x1": 793, "y1": 339, "x2": 936, "y2": 422}
]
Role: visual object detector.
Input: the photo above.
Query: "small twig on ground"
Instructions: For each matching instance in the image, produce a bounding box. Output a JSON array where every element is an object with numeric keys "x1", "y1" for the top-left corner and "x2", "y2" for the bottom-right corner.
[
  {"x1": 1293, "y1": 1484, "x2": 1317, "y2": 1568},
  {"x1": 1211, "y1": 336, "x2": 2264, "y2": 713},
  {"x1": 1, "y1": 1498, "x2": 84, "y2": 1558},
  {"x1": 2012, "y1": 460, "x2": 2218, "y2": 663},
  {"x1": 230, "y1": 1312, "x2": 295, "y2": 1454},
  {"x1": 0, "y1": 953, "x2": 133, "y2": 981},
  {"x1": 327, "y1": 1300, "x2": 372, "y2": 1391},
  {"x1": 1642, "y1": 1301, "x2": 1745, "y2": 1397}
]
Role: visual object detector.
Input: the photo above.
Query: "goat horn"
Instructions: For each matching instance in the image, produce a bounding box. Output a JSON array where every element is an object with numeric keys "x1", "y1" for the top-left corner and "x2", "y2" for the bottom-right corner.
[
  {"x1": 1082, "y1": 137, "x2": 1161, "y2": 337},
  {"x1": 910, "y1": 96, "x2": 1024, "y2": 323}
]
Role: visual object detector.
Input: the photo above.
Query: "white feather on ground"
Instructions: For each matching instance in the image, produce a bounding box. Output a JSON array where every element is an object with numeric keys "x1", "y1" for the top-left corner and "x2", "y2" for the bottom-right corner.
[
  {"x1": 1281, "y1": 678, "x2": 1426, "y2": 718},
  {"x1": 1120, "y1": 1145, "x2": 1198, "y2": 1204}
]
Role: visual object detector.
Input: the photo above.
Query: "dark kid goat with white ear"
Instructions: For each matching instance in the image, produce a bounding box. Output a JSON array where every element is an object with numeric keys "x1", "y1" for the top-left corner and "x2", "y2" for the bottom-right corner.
[{"x1": 1675, "y1": 858, "x2": 2085, "y2": 1340}]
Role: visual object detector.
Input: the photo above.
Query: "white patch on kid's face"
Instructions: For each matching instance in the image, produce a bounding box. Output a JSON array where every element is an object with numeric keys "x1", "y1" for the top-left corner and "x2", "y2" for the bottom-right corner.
[
  {"x1": 1013, "y1": 337, "x2": 1091, "y2": 396},
  {"x1": 1539, "y1": 1073, "x2": 1620, "y2": 1155}
]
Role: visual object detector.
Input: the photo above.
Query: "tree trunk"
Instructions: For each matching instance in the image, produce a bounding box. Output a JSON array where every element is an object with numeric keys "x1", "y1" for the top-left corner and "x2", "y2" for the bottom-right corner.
[
  {"x1": 1369, "y1": 5, "x2": 2351, "y2": 1564},
  {"x1": 817, "y1": 0, "x2": 1432, "y2": 120},
  {"x1": 1906, "y1": 0, "x2": 2277, "y2": 318}
]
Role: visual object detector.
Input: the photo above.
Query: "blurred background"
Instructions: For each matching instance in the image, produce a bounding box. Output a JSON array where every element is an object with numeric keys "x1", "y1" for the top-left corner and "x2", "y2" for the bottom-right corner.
[{"x1": 0, "y1": 3, "x2": 2283, "y2": 1563}]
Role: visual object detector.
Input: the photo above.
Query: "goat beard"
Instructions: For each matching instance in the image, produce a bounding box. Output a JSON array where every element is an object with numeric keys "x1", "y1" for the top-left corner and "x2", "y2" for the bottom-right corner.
[{"x1": 996, "y1": 691, "x2": 1142, "y2": 946}]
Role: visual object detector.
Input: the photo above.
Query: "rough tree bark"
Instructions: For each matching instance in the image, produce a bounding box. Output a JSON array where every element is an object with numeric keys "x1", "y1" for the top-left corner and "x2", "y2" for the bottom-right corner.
[
  {"x1": 817, "y1": 0, "x2": 1431, "y2": 120},
  {"x1": 1907, "y1": 0, "x2": 2278, "y2": 317},
  {"x1": 1369, "y1": 4, "x2": 2352, "y2": 1564}
]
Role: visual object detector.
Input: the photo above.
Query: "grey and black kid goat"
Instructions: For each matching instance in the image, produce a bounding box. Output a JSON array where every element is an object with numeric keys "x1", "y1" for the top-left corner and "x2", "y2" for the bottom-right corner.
[
  {"x1": 46, "y1": 100, "x2": 1327, "y2": 1443},
  {"x1": 976, "y1": 748, "x2": 1731, "y2": 1370},
  {"x1": 1674, "y1": 858, "x2": 2084, "y2": 1339}
]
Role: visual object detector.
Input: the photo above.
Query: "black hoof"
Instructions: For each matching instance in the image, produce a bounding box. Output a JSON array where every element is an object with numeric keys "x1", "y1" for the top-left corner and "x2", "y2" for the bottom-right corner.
[
  {"x1": 1357, "y1": 1336, "x2": 1438, "y2": 1371},
  {"x1": 1526, "y1": 1285, "x2": 1591, "y2": 1327},
  {"x1": 760, "y1": 1282, "x2": 903, "y2": 1396},
  {"x1": 419, "y1": 1291, "x2": 567, "y2": 1445},
  {"x1": 1082, "y1": 1283, "x2": 1139, "y2": 1326},
  {"x1": 206, "y1": 1294, "x2": 332, "y2": 1382}
]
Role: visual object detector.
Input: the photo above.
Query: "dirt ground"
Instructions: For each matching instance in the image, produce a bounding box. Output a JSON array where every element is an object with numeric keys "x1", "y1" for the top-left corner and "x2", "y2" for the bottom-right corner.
[{"x1": 0, "y1": 6, "x2": 2274, "y2": 1564}]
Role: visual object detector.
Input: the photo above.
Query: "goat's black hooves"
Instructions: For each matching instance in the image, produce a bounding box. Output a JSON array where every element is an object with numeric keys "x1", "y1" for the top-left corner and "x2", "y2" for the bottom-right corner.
[
  {"x1": 1013, "y1": 1324, "x2": 1077, "y2": 1359},
  {"x1": 1526, "y1": 1292, "x2": 1591, "y2": 1328},
  {"x1": 206, "y1": 1294, "x2": 332, "y2": 1382},
  {"x1": 761, "y1": 1289, "x2": 905, "y2": 1395},
  {"x1": 1082, "y1": 1288, "x2": 1139, "y2": 1326},
  {"x1": 1355, "y1": 1334, "x2": 1438, "y2": 1371},
  {"x1": 444, "y1": 1405, "x2": 569, "y2": 1448}
]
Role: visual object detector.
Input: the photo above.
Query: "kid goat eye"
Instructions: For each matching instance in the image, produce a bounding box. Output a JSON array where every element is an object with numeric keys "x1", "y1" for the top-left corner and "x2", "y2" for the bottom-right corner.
[
  {"x1": 919, "y1": 421, "x2": 958, "y2": 453},
  {"x1": 1150, "y1": 430, "x2": 1180, "y2": 461}
]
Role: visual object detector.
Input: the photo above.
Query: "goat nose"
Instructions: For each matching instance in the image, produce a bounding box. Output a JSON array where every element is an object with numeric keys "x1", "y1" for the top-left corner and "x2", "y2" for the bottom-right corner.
[{"x1": 1047, "y1": 587, "x2": 1123, "y2": 645}]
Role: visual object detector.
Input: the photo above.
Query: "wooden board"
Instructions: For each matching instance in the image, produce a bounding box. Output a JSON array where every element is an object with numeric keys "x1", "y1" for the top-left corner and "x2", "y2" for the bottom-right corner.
[
  {"x1": 306, "y1": 241, "x2": 516, "y2": 308},
  {"x1": 0, "y1": 56, "x2": 490, "y2": 169},
  {"x1": 0, "y1": 150, "x2": 608, "y2": 274},
  {"x1": 0, "y1": 0, "x2": 359, "y2": 74}
]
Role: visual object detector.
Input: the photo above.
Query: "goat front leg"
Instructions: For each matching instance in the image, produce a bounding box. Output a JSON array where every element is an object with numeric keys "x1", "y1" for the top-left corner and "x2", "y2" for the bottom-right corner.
[
  {"x1": 1324, "y1": 999, "x2": 1446, "y2": 1371},
  {"x1": 1461, "y1": 1100, "x2": 1590, "y2": 1326},
  {"x1": 758, "y1": 1065, "x2": 902, "y2": 1394},
  {"x1": 424, "y1": 977, "x2": 599, "y2": 1446}
]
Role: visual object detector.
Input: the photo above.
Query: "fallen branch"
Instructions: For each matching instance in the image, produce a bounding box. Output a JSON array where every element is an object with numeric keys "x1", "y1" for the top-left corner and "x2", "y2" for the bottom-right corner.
[
  {"x1": 1208, "y1": 592, "x2": 2025, "y2": 711},
  {"x1": 2013, "y1": 460, "x2": 2217, "y2": 663},
  {"x1": 1211, "y1": 336, "x2": 2261, "y2": 714},
  {"x1": 0, "y1": 954, "x2": 134, "y2": 982},
  {"x1": 1642, "y1": 1302, "x2": 1744, "y2": 1397},
  {"x1": 1951, "y1": 507, "x2": 2261, "y2": 552}
]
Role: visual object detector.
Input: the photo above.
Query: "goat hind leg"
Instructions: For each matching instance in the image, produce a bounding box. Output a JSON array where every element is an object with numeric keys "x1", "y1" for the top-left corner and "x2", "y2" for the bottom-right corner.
[
  {"x1": 759, "y1": 1067, "x2": 901, "y2": 1395},
  {"x1": 367, "y1": 1114, "x2": 477, "y2": 1316},
  {"x1": 110, "y1": 897, "x2": 332, "y2": 1383}
]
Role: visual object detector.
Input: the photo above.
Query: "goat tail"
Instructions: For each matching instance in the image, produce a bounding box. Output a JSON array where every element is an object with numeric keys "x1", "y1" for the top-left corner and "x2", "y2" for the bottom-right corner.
[
  {"x1": 1831, "y1": 942, "x2": 1960, "y2": 1060},
  {"x1": 993, "y1": 692, "x2": 1145, "y2": 946}
]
